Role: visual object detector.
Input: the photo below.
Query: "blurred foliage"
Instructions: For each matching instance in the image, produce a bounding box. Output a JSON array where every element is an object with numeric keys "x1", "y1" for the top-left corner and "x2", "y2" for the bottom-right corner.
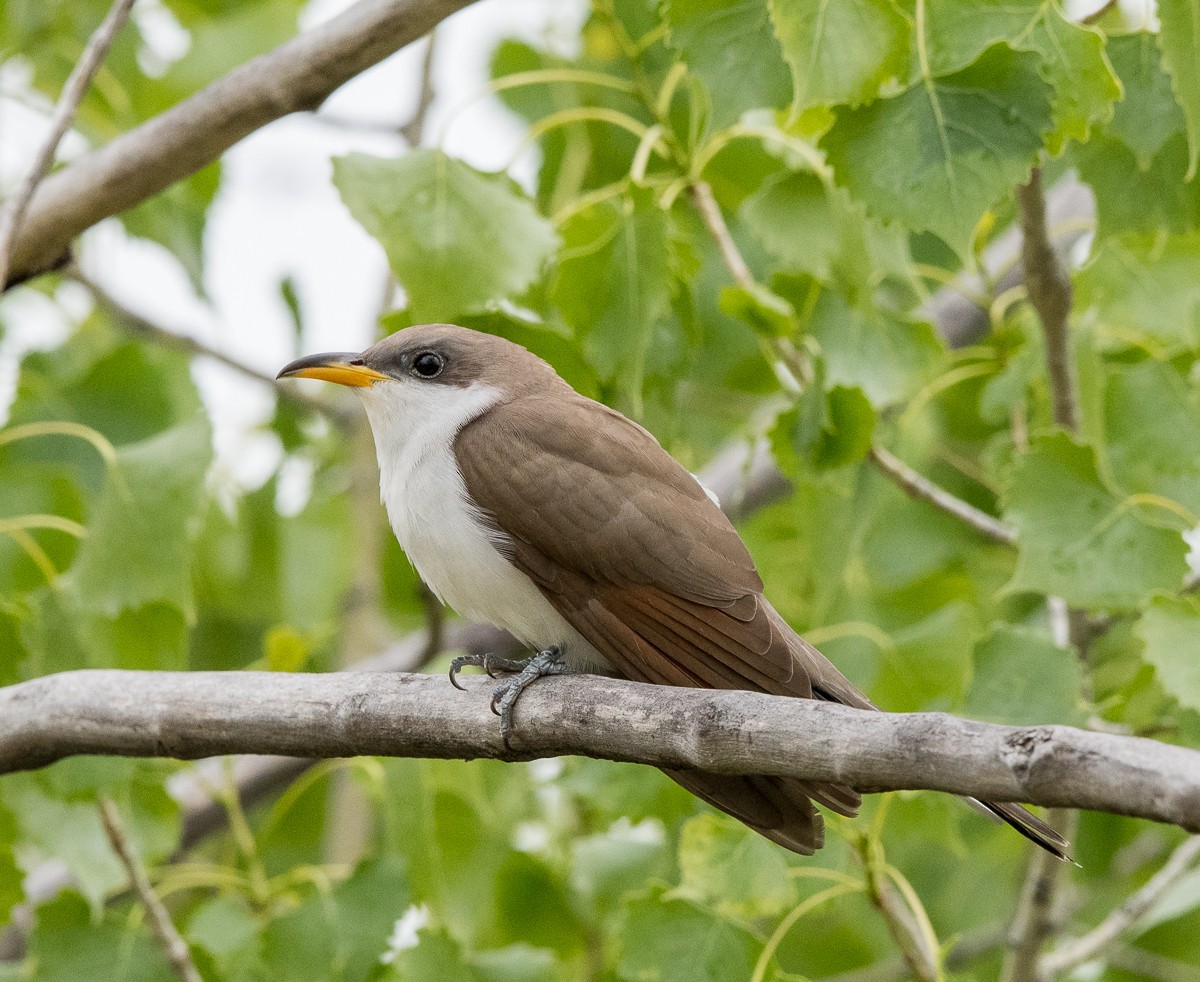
[{"x1": 3, "y1": 0, "x2": 1200, "y2": 980}]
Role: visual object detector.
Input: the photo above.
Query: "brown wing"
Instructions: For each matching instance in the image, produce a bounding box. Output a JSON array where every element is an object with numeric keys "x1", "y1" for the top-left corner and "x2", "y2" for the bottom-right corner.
[{"x1": 455, "y1": 393, "x2": 864, "y2": 852}]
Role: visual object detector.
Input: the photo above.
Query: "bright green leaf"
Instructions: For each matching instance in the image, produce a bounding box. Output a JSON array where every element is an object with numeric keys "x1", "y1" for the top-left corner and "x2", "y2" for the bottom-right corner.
[
  {"x1": 334, "y1": 151, "x2": 558, "y2": 322},
  {"x1": 823, "y1": 44, "x2": 1053, "y2": 258},
  {"x1": 69, "y1": 418, "x2": 212, "y2": 620},
  {"x1": 1003, "y1": 434, "x2": 1189, "y2": 609},
  {"x1": 1136, "y1": 595, "x2": 1200, "y2": 712},
  {"x1": 1104, "y1": 360, "x2": 1200, "y2": 519},
  {"x1": 380, "y1": 929, "x2": 481, "y2": 982},
  {"x1": 677, "y1": 812, "x2": 797, "y2": 918},
  {"x1": 965, "y1": 625, "x2": 1084, "y2": 725},
  {"x1": 770, "y1": 0, "x2": 909, "y2": 111},
  {"x1": 718, "y1": 282, "x2": 796, "y2": 337},
  {"x1": 1158, "y1": 0, "x2": 1200, "y2": 178},
  {"x1": 1106, "y1": 32, "x2": 1188, "y2": 168},
  {"x1": 663, "y1": 0, "x2": 791, "y2": 129},
  {"x1": 617, "y1": 890, "x2": 761, "y2": 982}
]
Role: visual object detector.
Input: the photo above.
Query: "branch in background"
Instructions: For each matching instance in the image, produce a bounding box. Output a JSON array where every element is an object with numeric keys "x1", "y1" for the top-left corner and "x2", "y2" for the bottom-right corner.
[
  {"x1": 3, "y1": 670, "x2": 1200, "y2": 830},
  {"x1": 399, "y1": 30, "x2": 439, "y2": 147},
  {"x1": 2, "y1": 0, "x2": 479, "y2": 288},
  {"x1": 868, "y1": 445, "x2": 1016, "y2": 545},
  {"x1": 689, "y1": 180, "x2": 1016, "y2": 547},
  {"x1": 1040, "y1": 836, "x2": 1200, "y2": 976},
  {"x1": 0, "y1": 0, "x2": 137, "y2": 291},
  {"x1": 1004, "y1": 163, "x2": 1089, "y2": 982},
  {"x1": 1016, "y1": 166, "x2": 1079, "y2": 432},
  {"x1": 71, "y1": 270, "x2": 347, "y2": 424},
  {"x1": 97, "y1": 798, "x2": 203, "y2": 982}
]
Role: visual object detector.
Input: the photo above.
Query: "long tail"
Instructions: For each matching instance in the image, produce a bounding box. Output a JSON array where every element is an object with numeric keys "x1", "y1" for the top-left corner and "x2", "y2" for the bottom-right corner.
[{"x1": 973, "y1": 798, "x2": 1075, "y2": 863}]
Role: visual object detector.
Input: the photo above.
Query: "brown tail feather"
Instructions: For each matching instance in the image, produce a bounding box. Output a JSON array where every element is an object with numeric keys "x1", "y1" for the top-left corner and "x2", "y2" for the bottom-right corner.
[{"x1": 976, "y1": 799, "x2": 1075, "y2": 863}]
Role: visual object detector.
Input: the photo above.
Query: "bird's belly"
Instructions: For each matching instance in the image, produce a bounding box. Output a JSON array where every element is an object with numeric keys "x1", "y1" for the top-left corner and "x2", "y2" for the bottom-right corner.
[{"x1": 380, "y1": 449, "x2": 610, "y2": 672}]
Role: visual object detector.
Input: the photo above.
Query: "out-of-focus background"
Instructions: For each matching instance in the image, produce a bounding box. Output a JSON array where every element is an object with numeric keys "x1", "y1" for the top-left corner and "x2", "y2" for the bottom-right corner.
[{"x1": 4, "y1": 0, "x2": 1200, "y2": 979}]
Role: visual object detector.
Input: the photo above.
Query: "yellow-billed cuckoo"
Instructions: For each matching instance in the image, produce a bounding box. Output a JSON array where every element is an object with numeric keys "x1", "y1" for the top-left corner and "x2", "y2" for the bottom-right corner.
[{"x1": 279, "y1": 324, "x2": 1069, "y2": 859}]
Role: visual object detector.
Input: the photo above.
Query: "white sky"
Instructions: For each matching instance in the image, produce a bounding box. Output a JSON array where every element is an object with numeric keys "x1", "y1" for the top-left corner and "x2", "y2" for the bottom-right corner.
[{"x1": 0, "y1": 0, "x2": 587, "y2": 493}]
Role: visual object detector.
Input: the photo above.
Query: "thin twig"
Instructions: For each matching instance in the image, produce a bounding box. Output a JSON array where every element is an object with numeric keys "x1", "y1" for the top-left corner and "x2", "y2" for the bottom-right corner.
[
  {"x1": 1001, "y1": 809, "x2": 1076, "y2": 982},
  {"x1": 97, "y1": 797, "x2": 203, "y2": 982},
  {"x1": 1040, "y1": 836, "x2": 1200, "y2": 975},
  {"x1": 71, "y1": 270, "x2": 347, "y2": 424},
  {"x1": 689, "y1": 180, "x2": 1014, "y2": 547},
  {"x1": 1016, "y1": 167, "x2": 1078, "y2": 432},
  {"x1": 399, "y1": 30, "x2": 438, "y2": 146},
  {"x1": 0, "y1": 0, "x2": 137, "y2": 291},
  {"x1": 868, "y1": 446, "x2": 1017, "y2": 545}
]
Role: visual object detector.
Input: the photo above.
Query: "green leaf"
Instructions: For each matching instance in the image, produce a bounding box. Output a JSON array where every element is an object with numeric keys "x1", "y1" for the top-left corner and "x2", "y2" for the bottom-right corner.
[
  {"x1": 1158, "y1": 0, "x2": 1200, "y2": 178},
  {"x1": 70, "y1": 418, "x2": 212, "y2": 619},
  {"x1": 471, "y1": 945, "x2": 558, "y2": 982},
  {"x1": 493, "y1": 852, "x2": 586, "y2": 954},
  {"x1": 617, "y1": 890, "x2": 761, "y2": 982},
  {"x1": 1075, "y1": 232, "x2": 1200, "y2": 353},
  {"x1": 717, "y1": 282, "x2": 796, "y2": 337},
  {"x1": 379, "y1": 929, "x2": 481, "y2": 982},
  {"x1": 334, "y1": 151, "x2": 558, "y2": 322},
  {"x1": 965, "y1": 625, "x2": 1084, "y2": 725},
  {"x1": 1136, "y1": 595, "x2": 1200, "y2": 711},
  {"x1": 1103, "y1": 360, "x2": 1200, "y2": 519},
  {"x1": 1003, "y1": 433, "x2": 1189, "y2": 610},
  {"x1": 1105, "y1": 32, "x2": 1188, "y2": 168},
  {"x1": 771, "y1": 379, "x2": 876, "y2": 475},
  {"x1": 677, "y1": 813, "x2": 797, "y2": 918},
  {"x1": 261, "y1": 856, "x2": 410, "y2": 982},
  {"x1": 823, "y1": 44, "x2": 1053, "y2": 258},
  {"x1": 0, "y1": 801, "x2": 21, "y2": 925},
  {"x1": 25, "y1": 892, "x2": 176, "y2": 982},
  {"x1": 769, "y1": 0, "x2": 909, "y2": 111},
  {"x1": 551, "y1": 191, "x2": 675, "y2": 394},
  {"x1": 663, "y1": 0, "x2": 791, "y2": 129},
  {"x1": 916, "y1": 0, "x2": 1118, "y2": 152}
]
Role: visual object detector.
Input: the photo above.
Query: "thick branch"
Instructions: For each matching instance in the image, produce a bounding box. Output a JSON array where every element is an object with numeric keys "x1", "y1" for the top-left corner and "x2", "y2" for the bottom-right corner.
[
  {"x1": 3, "y1": 0, "x2": 478, "y2": 287},
  {"x1": 0, "y1": 0, "x2": 136, "y2": 291},
  {"x1": 2, "y1": 670, "x2": 1199, "y2": 831}
]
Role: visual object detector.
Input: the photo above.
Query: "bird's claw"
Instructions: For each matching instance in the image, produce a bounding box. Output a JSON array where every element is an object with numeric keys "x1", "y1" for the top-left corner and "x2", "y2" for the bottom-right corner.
[{"x1": 449, "y1": 646, "x2": 568, "y2": 746}]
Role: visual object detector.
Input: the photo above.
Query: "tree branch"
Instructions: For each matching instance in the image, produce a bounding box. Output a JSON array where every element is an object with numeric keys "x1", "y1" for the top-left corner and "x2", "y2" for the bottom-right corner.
[
  {"x1": 689, "y1": 180, "x2": 1014, "y2": 547},
  {"x1": 1016, "y1": 166, "x2": 1079, "y2": 432},
  {"x1": 97, "y1": 797, "x2": 203, "y2": 982},
  {"x1": 2, "y1": 670, "x2": 1199, "y2": 831},
  {"x1": 0, "y1": 0, "x2": 136, "y2": 291},
  {"x1": 868, "y1": 445, "x2": 1016, "y2": 545},
  {"x1": 1040, "y1": 836, "x2": 1200, "y2": 976},
  {"x1": 3, "y1": 0, "x2": 479, "y2": 288}
]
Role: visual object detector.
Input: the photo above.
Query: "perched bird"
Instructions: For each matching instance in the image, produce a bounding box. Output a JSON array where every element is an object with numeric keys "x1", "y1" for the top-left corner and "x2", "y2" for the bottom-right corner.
[{"x1": 279, "y1": 324, "x2": 1070, "y2": 859}]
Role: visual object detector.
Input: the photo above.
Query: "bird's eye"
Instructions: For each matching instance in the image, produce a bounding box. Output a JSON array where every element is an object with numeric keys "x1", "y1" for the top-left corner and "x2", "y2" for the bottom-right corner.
[{"x1": 411, "y1": 352, "x2": 444, "y2": 379}]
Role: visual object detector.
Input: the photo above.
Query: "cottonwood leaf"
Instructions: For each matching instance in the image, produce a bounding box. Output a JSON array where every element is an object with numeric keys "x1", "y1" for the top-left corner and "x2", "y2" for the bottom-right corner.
[
  {"x1": 334, "y1": 151, "x2": 558, "y2": 323},
  {"x1": 551, "y1": 192, "x2": 675, "y2": 395},
  {"x1": 377, "y1": 929, "x2": 481, "y2": 982},
  {"x1": 617, "y1": 890, "x2": 761, "y2": 982},
  {"x1": 1104, "y1": 361, "x2": 1200, "y2": 518},
  {"x1": 965, "y1": 625, "x2": 1084, "y2": 725},
  {"x1": 1136, "y1": 595, "x2": 1200, "y2": 712},
  {"x1": 677, "y1": 813, "x2": 797, "y2": 919},
  {"x1": 69, "y1": 418, "x2": 211, "y2": 620},
  {"x1": 823, "y1": 44, "x2": 1053, "y2": 258},
  {"x1": 769, "y1": 0, "x2": 909, "y2": 111},
  {"x1": 1003, "y1": 434, "x2": 1189, "y2": 610},
  {"x1": 260, "y1": 857, "x2": 410, "y2": 982},
  {"x1": 916, "y1": 0, "x2": 1117, "y2": 152},
  {"x1": 1158, "y1": 0, "x2": 1200, "y2": 178},
  {"x1": 663, "y1": 0, "x2": 791, "y2": 129},
  {"x1": 1105, "y1": 32, "x2": 1188, "y2": 168},
  {"x1": 1075, "y1": 232, "x2": 1200, "y2": 353}
]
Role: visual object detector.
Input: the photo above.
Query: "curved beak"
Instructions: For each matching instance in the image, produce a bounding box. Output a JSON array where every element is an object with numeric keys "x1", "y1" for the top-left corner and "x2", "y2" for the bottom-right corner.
[{"x1": 276, "y1": 352, "x2": 389, "y2": 388}]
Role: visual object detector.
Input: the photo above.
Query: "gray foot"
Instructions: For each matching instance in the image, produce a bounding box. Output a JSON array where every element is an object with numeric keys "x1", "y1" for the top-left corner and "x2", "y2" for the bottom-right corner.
[{"x1": 448, "y1": 646, "x2": 567, "y2": 745}]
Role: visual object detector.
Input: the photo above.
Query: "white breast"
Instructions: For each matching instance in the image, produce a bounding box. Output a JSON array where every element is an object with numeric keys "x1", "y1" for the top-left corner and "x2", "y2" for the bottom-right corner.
[{"x1": 357, "y1": 379, "x2": 608, "y2": 670}]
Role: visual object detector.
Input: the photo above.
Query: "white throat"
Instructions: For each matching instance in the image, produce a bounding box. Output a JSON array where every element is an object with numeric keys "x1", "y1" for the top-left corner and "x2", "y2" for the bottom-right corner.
[{"x1": 357, "y1": 379, "x2": 607, "y2": 669}]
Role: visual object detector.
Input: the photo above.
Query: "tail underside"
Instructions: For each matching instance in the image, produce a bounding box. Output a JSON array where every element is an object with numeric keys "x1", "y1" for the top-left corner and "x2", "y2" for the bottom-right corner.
[{"x1": 973, "y1": 798, "x2": 1075, "y2": 863}]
